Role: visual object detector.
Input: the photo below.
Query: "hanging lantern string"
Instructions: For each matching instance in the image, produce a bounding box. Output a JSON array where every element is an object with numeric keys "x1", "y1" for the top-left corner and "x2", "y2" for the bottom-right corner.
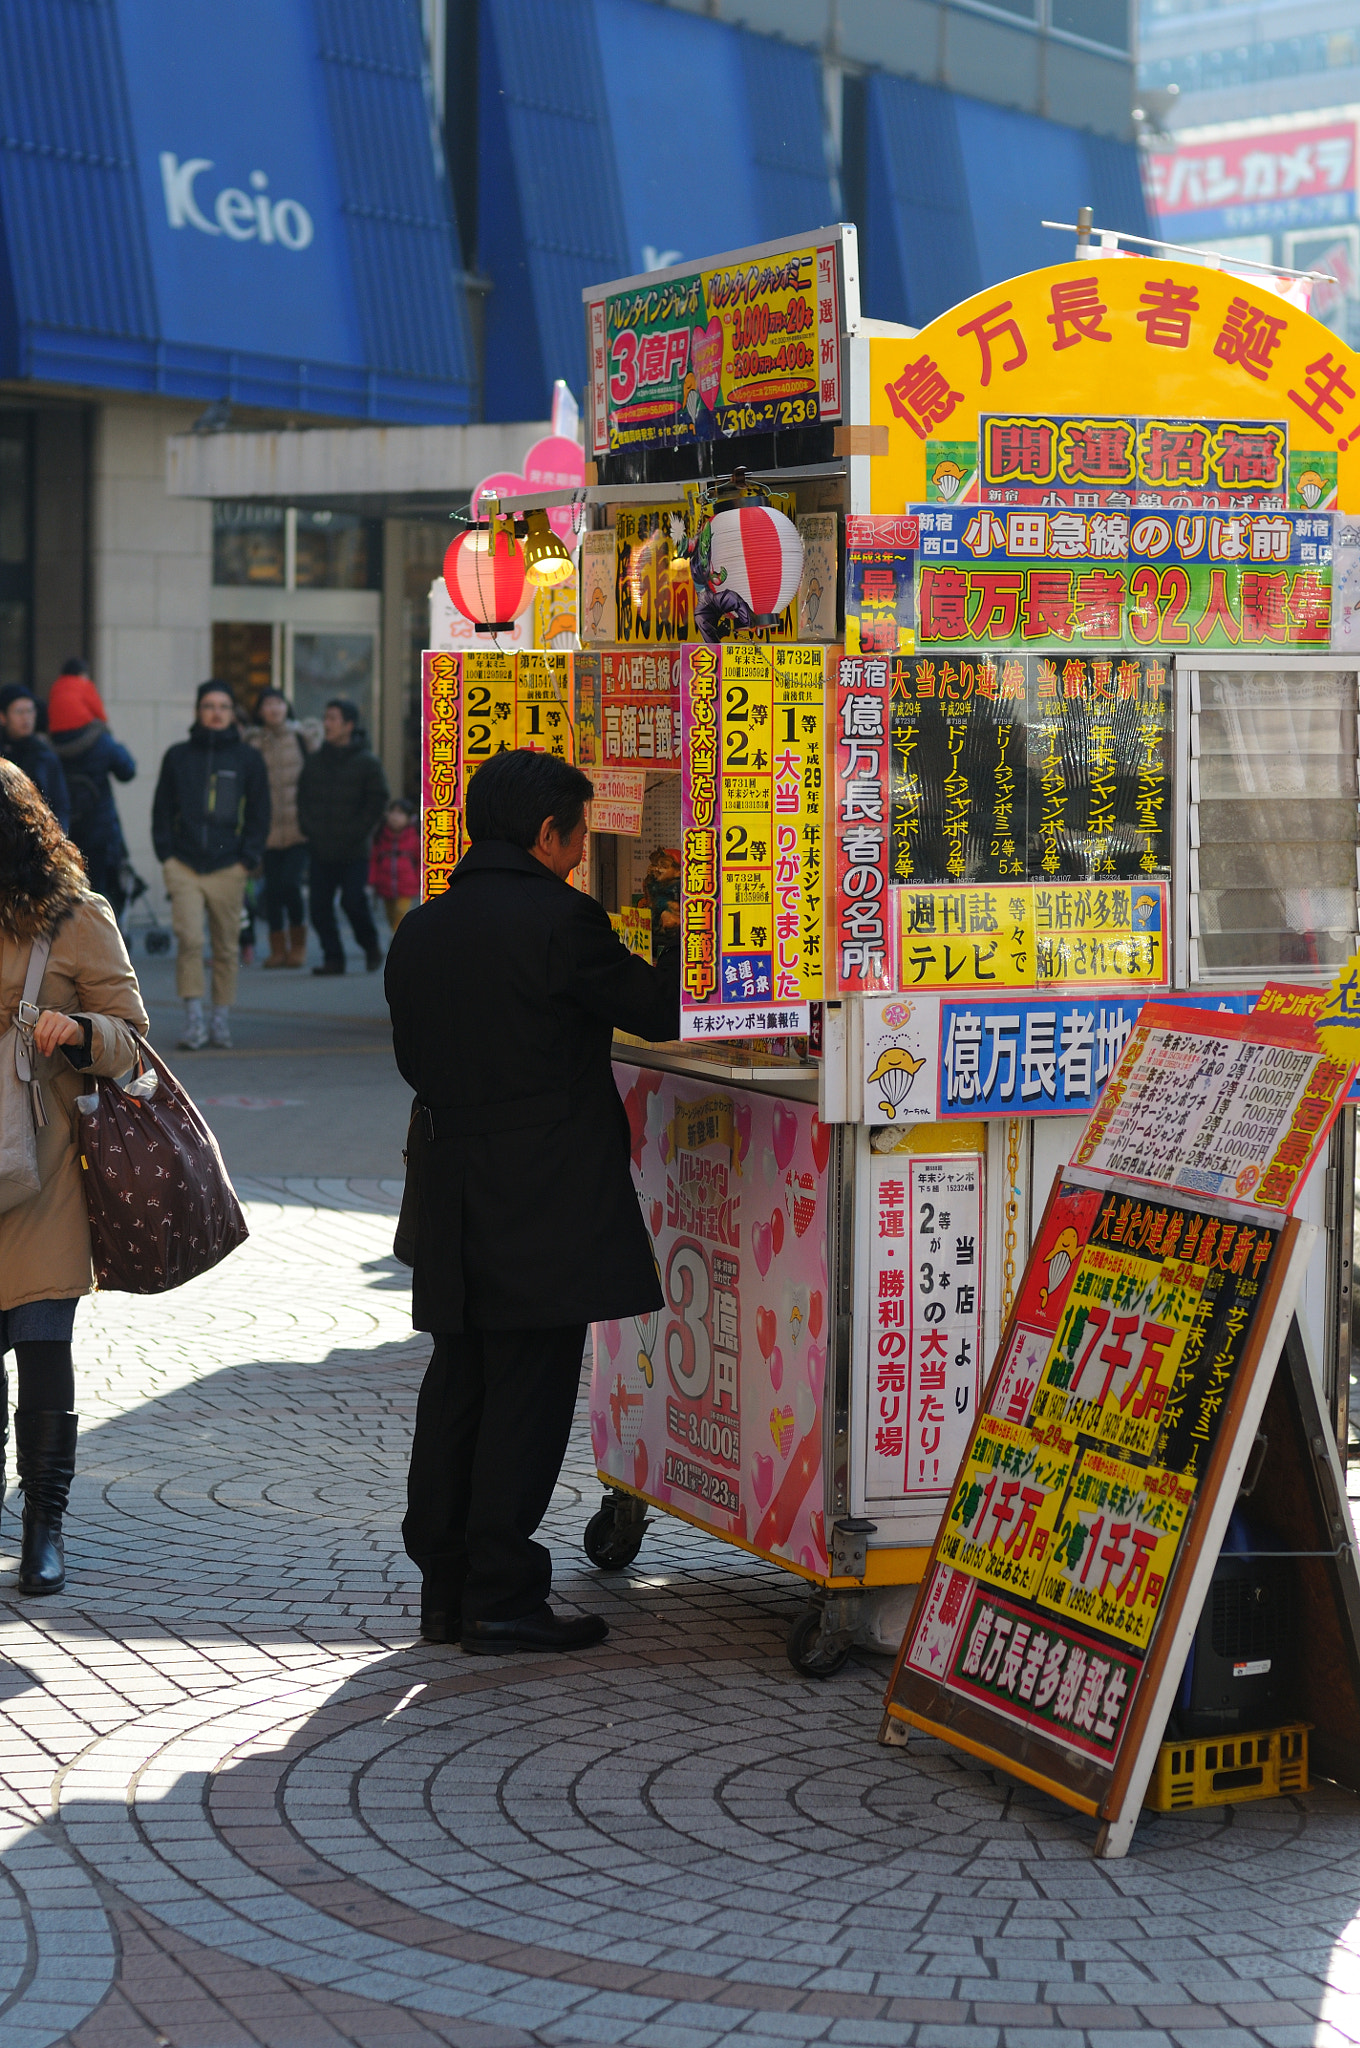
[{"x1": 448, "y1": 486, "x2": 588, "y2": 533}]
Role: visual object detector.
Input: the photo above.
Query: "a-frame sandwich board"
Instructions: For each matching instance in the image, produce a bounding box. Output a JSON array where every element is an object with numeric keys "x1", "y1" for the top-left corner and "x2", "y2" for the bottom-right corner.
[{"x1": 1093, "y1": 1306, "x2": 1360, "y2": 1854}]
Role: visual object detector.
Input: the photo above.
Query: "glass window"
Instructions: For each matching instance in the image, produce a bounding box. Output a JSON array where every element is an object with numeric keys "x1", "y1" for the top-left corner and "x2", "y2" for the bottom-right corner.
[
  {"x1": 1191, "y1": 667, "x2": 1359, "y2": 977},
  {"x1": 0, "y1": 429, "x2": 28, "y2": 568},
  {"x1": 0, "y1": 418, "x2": 31, "y2": 691},
  {"x1": 211, "y1": 622, "x2": 274, "y2": 719},
  {"x1": 295, "y1": 510, "x2": 382, "y2": 591},
  {"x1": 292, "y1": 631, "x2": 374, "y2": 730},
  {"x1": 213, "y1": 502, "x2": 284, "y2": 586},
  {"x1": 1051, "y1": 0, "x2": 1127, "y2": 48}
]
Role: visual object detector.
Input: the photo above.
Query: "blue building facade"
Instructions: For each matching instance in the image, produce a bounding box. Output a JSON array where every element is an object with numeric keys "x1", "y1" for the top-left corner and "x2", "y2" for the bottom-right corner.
[
  {"x1": 470, "y1": 0, "x2": 1151, "y2": 421},
  {"x1": 0, "y1": 0, "x2": 476, "y2": 423}
]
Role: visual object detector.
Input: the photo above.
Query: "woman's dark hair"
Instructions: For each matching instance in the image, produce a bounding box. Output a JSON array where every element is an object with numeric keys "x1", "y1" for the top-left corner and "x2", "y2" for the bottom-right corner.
[
  {"x1": 465, "y1": 750, "x2": 593, "y2": 849},
  {"x1": 0, "y1": 757, "x2": 86, "y2": 931},
  {"x1": 388, "y1": 795, "x2": 417, "y2": 818},
  {"x1": 256, "y1": 686, "x2": 294, "y2": 718}
]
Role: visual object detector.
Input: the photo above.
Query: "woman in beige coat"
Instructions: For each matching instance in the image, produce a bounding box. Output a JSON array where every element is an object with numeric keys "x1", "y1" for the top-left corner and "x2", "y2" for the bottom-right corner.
[
  {"x1": 247, "y1": 689, "x2": 318, "y2": 968},
  {"x1": 0, "y1": 759, "x2": 148, "y2": 1594}
]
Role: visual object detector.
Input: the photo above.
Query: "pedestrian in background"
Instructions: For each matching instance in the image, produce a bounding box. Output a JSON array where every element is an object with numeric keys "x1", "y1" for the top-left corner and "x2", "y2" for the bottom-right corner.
[
  {"x1": 247, "y1": 687, "x2": 318, "y2": 969},
  {"x1": 0, "y1": 758, "x2": 148, "y2": 1595},
  {"x1": 369, "y1": 796, "x2": 420, "y2": 933},
  {"x1": 47, "y1": 662, "x2": 137, "y2": 919},
  {"x1": 0, "y1": 687, "x2": 70, "y2": 831},
  {"x1": 296, "y1": 697, "x2": 388, "y2": 975},
  {"x1": 152, "y1": 681, "x2": 270, "y2": 1050}
]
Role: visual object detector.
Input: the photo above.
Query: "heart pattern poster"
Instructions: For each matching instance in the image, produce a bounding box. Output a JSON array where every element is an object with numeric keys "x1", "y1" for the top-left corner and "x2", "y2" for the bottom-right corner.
[{"x1": 591, "y1": 1063, "x2": 830, "y2": 1574}]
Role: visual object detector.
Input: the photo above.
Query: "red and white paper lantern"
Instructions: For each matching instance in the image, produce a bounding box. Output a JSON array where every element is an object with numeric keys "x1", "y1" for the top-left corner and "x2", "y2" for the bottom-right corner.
[
  {"x1": 708, "y1": 504, "x2": 804, "y2": 624},
  {"x1": 443, "y1": 525, "x2": 534, "y2": 631}
]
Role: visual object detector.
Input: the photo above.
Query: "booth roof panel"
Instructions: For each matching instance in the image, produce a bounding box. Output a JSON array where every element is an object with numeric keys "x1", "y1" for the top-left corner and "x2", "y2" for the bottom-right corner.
[
  {"x1": 736, "y1": 27, "x2": 838, "y2": 243},
  {"x1": 312, "y1": 0, "x2": 476, "y2": 388},
  {"x1": 0, "y1": 0, "x2": 158, "y2": 357},
  {"x1": 861, "y1": 70, "x2": 1150, "y2": 332},
  {"x1": 480, "y1": 0, "x2": 835, "y2": 421},
  {"x1": 0, "y1": 0, "x2": 476, "y2": 422},
  {"x1": 865, "y1": 73, "x2": 980, "y2": 339},
  {"x1": 480, "y1": 0, "x2": 632, "y2": 423}
]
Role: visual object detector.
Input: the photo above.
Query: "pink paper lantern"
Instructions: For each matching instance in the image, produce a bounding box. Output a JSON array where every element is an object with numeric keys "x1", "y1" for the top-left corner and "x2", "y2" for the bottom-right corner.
[
  {"x1": 443, "y1": 525, "x2": 533, "y2": 631},
  {"x1": 708, "y1": 504, "x2": 804, "y2": 625}
]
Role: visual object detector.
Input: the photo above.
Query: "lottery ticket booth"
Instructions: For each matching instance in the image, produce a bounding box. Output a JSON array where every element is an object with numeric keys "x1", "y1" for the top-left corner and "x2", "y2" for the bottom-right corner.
[
  {"x1": 805, "y1": 245, "x2": 1360, "y2": 1679},
  {"x1": 421, "y1": 225, "x2": 1360, "y2": 1679}
]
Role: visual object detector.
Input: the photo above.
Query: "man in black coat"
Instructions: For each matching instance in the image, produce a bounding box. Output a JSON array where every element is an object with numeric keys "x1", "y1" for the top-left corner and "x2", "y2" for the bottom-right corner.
[
  {"x1": 296, "y1": 697, "x2": 389, "y2": 975},
  {"x1": 386, "y1": 749, "x2": 679, "y2": 1655},
  {"x1": 0, "y1": 686, "x2": 70, "y2": 831}
]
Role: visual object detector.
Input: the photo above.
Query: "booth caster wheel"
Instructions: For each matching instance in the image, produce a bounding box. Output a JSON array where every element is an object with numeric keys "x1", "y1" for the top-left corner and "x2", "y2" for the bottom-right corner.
[
  {"x1": 583, "y1": 1491, "x2": 647, "y2": 1571},
  {"x1": 787, "y1": 1605, "x2": 851, "y2": 1679}
]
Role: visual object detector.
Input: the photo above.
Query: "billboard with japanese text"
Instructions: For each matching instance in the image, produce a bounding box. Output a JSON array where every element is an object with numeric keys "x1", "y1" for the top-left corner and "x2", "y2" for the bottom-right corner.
[
  {"x1": 846, "y1": 514, "x2": 918, "y2": 655},
  {"x1": 418, "y1": 649, "x2": 575, "y2": 897},
  {"x1": 914, "y1": 504, "x2": 1332, "y2": 653},
  {"x1": 863, "y1": 1151, "x2": 985, "y2": 1507},
  {"x1": 585, "y1": 232, "x2": 848, "y2": 457},
  {"x1": 887, "y1": 1165, "x2": 1291, "y2": 1804},
  {"x1": 590, "y1": 1064, "x2": 830, "y2": 1575},
  {"x1": 680, "y1": 642, "x2": 823, "y2": 1037},
  {"x1": 1146, "y1": 118, "x2": 1356, "y2": 245},
  {"x1": 869, "y1": 260, "x2": 1360, "y2": 522},
  {"x1": 972, "y1": 412, "x2": 1294, "y2": 509},
  {"x1": 886, "y1": 997, "x2": 1360, "y2": 1833},
  {"x1": 420, "y1": 650, "x2": 460, "y2": 899},
  {"x1": 886, "y1": 650, "x2": 1171, "y2": 885}
]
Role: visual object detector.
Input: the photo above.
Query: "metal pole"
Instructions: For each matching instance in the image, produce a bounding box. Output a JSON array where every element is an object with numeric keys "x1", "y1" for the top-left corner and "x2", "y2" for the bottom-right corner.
[{"x1": 1075, "y1": 205, "x2": 1093, "y2": 258}]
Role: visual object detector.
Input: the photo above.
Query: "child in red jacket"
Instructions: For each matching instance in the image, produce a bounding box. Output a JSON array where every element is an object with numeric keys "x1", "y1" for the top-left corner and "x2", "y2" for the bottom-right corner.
[{"x1": 369, "y1": 798, "x2": 421, "y2": 931}]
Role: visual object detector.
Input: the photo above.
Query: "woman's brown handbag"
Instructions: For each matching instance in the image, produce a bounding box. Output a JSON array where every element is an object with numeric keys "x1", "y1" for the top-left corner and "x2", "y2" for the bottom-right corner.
[{"x1": 76, "y1": 1034, "x2": 248, "y2": 1292}]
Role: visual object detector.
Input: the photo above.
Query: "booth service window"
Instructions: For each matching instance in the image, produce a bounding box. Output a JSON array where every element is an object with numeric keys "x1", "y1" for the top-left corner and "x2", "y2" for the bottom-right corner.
[{"x1": 1188, "y1": 666, "x2": 1360, "y2": 978}]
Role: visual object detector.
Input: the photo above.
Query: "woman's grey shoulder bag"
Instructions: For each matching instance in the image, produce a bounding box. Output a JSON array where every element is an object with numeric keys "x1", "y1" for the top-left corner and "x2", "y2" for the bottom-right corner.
[{"x1": 0, "y1": 937, "x2": 52, "y2": 1214}]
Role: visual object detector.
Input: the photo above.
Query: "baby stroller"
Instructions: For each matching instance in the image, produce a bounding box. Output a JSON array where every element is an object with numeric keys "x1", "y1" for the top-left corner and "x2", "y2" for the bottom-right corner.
[{"x1": 119, "y1": 862, "x2": 172, "y2": 956}]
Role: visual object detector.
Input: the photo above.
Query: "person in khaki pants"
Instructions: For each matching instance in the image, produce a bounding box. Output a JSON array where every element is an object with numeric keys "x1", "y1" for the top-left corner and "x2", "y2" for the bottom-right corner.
[{"x1": 151, "y1": 683, "x2": 270, "y2": 1049}]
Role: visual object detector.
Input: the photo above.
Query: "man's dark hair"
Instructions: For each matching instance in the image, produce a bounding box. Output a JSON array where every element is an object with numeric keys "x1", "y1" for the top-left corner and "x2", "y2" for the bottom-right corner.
[
  {"x1": 326, "y1": 696, "x2": 361, "y2": 730},
  {"x1": 59, "y1": 658, "x2": 89, "y2": 677},
  {"x1": 196, "y1": 678, "x2": 234, "y2": 708},
  {"x1": 465, "y1": 749, "x2": 593, "y2": 849}
]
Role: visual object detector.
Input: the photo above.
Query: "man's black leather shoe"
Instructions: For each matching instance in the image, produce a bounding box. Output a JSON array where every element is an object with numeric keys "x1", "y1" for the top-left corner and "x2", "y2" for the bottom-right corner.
[
  {"x1": 461, "y1": 1606, "x2": 609, "y2": 1655},
  {"x1": 419, "y1": 1580, "x2": 460, "y2": 1643},
  {"x1": 420, "y1": 1608, "x2": 460, "y2": 1644}
]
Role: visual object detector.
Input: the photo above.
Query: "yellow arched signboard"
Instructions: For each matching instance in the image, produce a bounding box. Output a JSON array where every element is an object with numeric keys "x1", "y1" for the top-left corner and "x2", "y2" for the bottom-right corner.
[{"x1": 869, "y1": 258, "x2": 1360, "y2": 517}]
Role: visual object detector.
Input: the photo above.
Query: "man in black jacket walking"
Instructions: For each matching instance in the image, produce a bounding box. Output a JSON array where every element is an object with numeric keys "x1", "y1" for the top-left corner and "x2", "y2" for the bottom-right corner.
[
  {"x1": 152, "y1": 681, "x2": 270, "y2": 1050},
  {"x1": 386, "y1": 749, "x2": 679, "y2": 1655},
  {"x1": 296, "y1": 698, "x2": 389, "y2": 974}
]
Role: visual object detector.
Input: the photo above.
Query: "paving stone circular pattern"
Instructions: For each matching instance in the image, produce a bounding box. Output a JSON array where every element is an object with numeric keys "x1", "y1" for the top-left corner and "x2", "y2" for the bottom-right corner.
[
  {"x1": 54, "y1": 1642, "x2": 1360, "y2": 2044},
  {"x1": 0, "y1": 1181, "x2": 1357, "y2": 2047}
]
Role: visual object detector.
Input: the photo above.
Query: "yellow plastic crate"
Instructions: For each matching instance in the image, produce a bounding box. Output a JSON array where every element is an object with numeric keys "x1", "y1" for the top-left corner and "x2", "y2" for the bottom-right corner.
[{"x1": 1145, "y1": 1724, "x2": 1309, "y2": 1811}]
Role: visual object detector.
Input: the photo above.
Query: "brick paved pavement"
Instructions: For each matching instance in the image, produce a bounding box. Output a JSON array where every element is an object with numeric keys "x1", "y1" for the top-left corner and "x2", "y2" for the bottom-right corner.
[{"x1": 0, "y1": 1155, "x2": 1356, "y2": 2045}]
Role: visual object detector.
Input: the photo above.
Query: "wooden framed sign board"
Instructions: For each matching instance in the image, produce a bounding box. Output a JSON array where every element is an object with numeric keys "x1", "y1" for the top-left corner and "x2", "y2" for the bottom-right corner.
[{"x1": 882, "y1": 1002, "x2": 1360, "y2": 1856}]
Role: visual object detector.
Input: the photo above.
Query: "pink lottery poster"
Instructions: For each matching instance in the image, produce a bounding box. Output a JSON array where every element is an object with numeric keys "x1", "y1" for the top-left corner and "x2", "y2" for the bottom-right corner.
[{"x1": 591, "y1": 1063, "x2": 831, "y2": 1576}]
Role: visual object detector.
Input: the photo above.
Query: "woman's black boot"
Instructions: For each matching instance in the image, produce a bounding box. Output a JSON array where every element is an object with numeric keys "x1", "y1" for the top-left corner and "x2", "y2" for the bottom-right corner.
[{"x1": 16, "y1": 1411, "x2": 77, "y2": 1595}]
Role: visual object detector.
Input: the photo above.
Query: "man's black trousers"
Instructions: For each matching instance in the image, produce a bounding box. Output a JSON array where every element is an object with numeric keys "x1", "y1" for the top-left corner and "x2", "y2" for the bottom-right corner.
[
  {"x1": 403, "y1": 1323, "x2": 588, "y2": 1624},
  {"x1": 309, "y1": 853, "x2": 380, "y2": 964}
]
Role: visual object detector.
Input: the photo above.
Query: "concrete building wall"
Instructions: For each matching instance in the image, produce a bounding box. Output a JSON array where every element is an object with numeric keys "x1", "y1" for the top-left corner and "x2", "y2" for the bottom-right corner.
[{"x1": 90, "y1": 398, "x2": 213, "y2": 902}]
